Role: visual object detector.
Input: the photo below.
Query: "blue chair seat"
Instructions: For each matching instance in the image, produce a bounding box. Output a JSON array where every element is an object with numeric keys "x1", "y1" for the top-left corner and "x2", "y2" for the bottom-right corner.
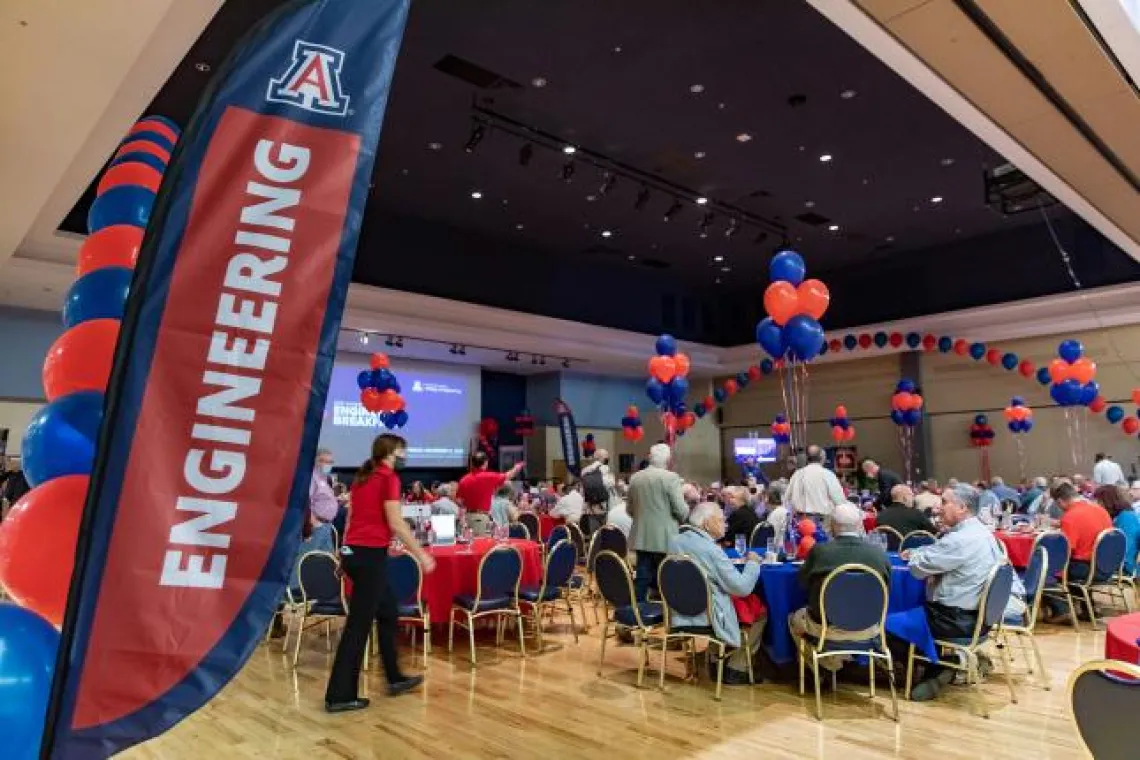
[
  {"x1": 454, "y1": 593, "x2": 511, "y2": 612},
  {"x1": 614, "y1": 602, "x2": 663, "y2": 627},
  {"x1": 309, "y1": 601, "x2": 345, "y2": 616},
  {"x1": 518, "y1": 585, "x2": 561, "y2": 603},
  {"x1": 397, "y1": 603, "x2": 422, "y2": 618}
]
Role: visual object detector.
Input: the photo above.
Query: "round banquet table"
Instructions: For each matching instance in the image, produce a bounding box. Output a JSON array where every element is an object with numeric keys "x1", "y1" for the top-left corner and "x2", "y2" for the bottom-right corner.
[
  {"x1": 390, "y1": 538, "x2": 542, "y2": 623},
  {"x1": 1105, "y1": 613, "x2": 1140, "y2": 665},
  {"x1": 538, "y1": 515, "x2": 564, "y2": 540},
  {"x1": 994, "y1": 531, "x2": 1036, "y2": 569}
]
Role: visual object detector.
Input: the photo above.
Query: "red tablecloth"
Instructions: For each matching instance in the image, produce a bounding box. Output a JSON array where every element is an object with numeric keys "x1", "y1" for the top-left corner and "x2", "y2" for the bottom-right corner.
[
  {"x1": 1105, "y1": 613, "x2": 1140, "y2": 664},
  {"x1": 418, "y1": 538, "x2": 542, "y2": 622},
  {"x1": 863, "y1": 513, "x2": 877, "y2": 532},
  {"x1": 538, "y1": 515, "x2": 564, "y2": 540},
  {"x1": 995, "y1": 531, "x2": 1036, "y2": 569}
]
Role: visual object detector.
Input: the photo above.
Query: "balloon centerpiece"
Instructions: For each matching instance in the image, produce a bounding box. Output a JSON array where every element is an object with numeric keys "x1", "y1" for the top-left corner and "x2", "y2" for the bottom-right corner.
[
  {"x1": 969, "y1": 413, "x2": 996, "y2": 481},
  {"x1": 890, "y1": 379, "x2": 923, "y2": 483},
  {"x1": 1048, "y1": 339, "x2": 1097, "y2": 469},
  {"x1": 828, "y1": 404, "x2": 855, "y2": 443},
  {"x1": 755, "y1": 250, "x2": 829, "y2": 454},
  {"x1": 357, "y1": 352, "x2": 409, "y2": 430},
  {"x1": 621, "y1": 405, "x2": 645, "y2": 442},
  {"x1": 770, "y1": 413, "x2": 791, "y2": 446},
  {"x1": 646, "y1": 334, "x2": 693, "y2": 443}
]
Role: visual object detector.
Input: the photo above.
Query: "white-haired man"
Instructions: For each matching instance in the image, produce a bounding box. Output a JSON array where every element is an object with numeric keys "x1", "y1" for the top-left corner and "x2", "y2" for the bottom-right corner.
[
  {"x1": 431, "y1": 482, "x2": 459, "y2": 516},
  {"x1": 628, "y1": 443, "x2": 689, "y2": 601},
  {"x1": 670, "y1": 502, "x2": 765, "y2": 684},
  {"x1": 786, "y1": 444, "x2": 847, "y2": 519}
]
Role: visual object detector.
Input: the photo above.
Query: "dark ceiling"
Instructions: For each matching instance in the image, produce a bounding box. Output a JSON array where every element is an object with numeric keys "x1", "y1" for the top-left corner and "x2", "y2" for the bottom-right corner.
[{"x1": 62, "y1": 0, "x2": 1139, "y2": 343}]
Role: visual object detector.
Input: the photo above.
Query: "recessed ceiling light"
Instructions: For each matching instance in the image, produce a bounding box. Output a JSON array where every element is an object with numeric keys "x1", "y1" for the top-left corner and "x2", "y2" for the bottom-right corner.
[
  {"x1": 470, "y1": 191, "x2": 483, "y2": 199},
  {"x1": 715, "y1": 278, "x2": 722, "y2": 285},
  {"x1": 940, "y1": 157, "x2": 955, "y2": 166},
  {"x1": 828, "y1": 224, "x2": 839, "y2": 231},
  {"x1": 613, "y1": 45, "x2": 623, "y2": 53},
  {"x1": 862, "y1": 178, "x2": 870, "y2": 185},
  {"x1": 195, "y1": 62, "x2": 211, "y2": 73},
  {"x1": 717, "y1": 102, "x2": 726, "y2": 110},
  {"x1": 627, "y1": 254, "x2": 636, "y2": 260},
  {"x1": 713, "y1": 255, "x2": 725, "y2": 262},
  {"x1": 819, "y1": 154, "x2": 833, "y2": 162},
  {"x1": 695, "y1": 197, "x2": 709, "y2": 205},
  {"x1": 400, "y1": 169, "x2": 409, "y2": 176},
  {"x1": 804, "y1": 200, "x2": 815, "y2": 208},
  {"x1": 562, "y1": 145, "x2": 576, "y2": 155},
  {"x1": 700, "y1": 232, "x2": 708, "y2": 239},
  {"x1": 516, "y1": 223, "x2": 524, "y2": 230},
  {"x1": 586, "y1": 194, "x2": 596, "y2": 202},
  {"x1": 694, "y1": 151, "x2": 706, "y2": 159},
  {"x1": 501, "y1": 199, "x2": 508, "y2": 205},
  {"x1": 690, "y1": 84, "x2": 704, "y2": 93},
  {"x1": 931, "y1": 196, "x2": 943, "y2": 204},
  {"x1": 427, "y1": 141, "x2": 442, "y2": 151},
  {"x1": 886, "y1": 235, "x2": 896, "y2": 242},
  {"x1": 840, "y1": 89, "x2": 857, "y2": 99},
  {"x1": 735, "y1": 133, "x2": 752, "y2": 143},
  {"x1": 721, "y1": 266, "x2": 731, "y2": 273},
  {"x1": 601, "y1": 230, "x2": 613, "y2": 238},
  {"x1": 912, "y1": 205, "x2": 920, "y2": 212},
  {"x1": 531, "y1": 77, "x2": 548, "y2": 88}
]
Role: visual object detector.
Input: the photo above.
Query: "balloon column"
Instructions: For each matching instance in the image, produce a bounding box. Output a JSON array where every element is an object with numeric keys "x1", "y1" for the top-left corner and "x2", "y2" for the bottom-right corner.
[
  {"x1": 514, "y1": 410, "x2": 536, "y2": 438},
  {"x1": 755, "y1": 249, "x2": 829, "y2": 452},
  {"x1": 889, "y1": 379, "x2": 923, "y2": 483},
  {"x1": 582, "y1": 433, "x2": 597, "y2": 459},
  {"x1": 828, "y1": 405, "x2": 856, "y2": 443},
  {"x1": 770, "y1": 414, "x2": 791, "y2": 445},
  {"x1": 1004, "y1": 397, "x2": 1034, "y2": 483},
  {"x1": 1047, "y1": 339, "x2": 1097, "y2": 469},
  {"x1": 969, "y1": 414, "x2": 996, "y2": 482},
  {"x1": 621, "y1": 405, "x2": 645, "y2": 442},
  {"x1": 0, "y1": 115, "x2": 180, "y2": 758},
  {"x1": 357, "y1": 353, "x2": 409, "y2": 429},
  {"x1": 646, "y1": 334, "x2": 692, "y2": 442},
  {"x1": 475, "y1": 417, "x2": 499, "y2": 465}
]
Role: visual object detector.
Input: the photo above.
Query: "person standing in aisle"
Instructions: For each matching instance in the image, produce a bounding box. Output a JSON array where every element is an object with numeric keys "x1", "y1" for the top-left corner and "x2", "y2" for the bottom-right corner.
[{"x1": 325, "y1": 434, "x2": 436, "y2": 713}]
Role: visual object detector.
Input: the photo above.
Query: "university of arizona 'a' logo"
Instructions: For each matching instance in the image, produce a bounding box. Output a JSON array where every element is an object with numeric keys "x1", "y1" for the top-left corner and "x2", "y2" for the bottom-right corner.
[{"x1": 266, "y1": 40, "x2": 350, "y2": 116}]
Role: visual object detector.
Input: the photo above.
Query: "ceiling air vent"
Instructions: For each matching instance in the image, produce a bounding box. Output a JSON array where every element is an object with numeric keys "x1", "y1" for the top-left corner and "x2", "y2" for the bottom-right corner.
[{"x1": 432, "y1": 55, "x2": 522, "y2": 90}]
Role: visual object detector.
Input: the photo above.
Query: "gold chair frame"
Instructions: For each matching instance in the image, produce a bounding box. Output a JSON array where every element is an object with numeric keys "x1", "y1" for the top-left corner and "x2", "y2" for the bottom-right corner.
[
  {"x1": 595, "y1": 549, "x2": 661, "y2": 687},
  {"x1": 447, "y1": 544, "x2": 526, "y2": 666}
]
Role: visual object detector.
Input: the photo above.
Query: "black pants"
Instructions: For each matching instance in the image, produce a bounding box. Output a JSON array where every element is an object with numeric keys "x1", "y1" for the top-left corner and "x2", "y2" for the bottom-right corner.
[
  {"x1": 635, "y1": 551, "x2": 665, "y2": 602},
  {"x1": 325, "y1": 546, "x2": 403, "y2": 702}
]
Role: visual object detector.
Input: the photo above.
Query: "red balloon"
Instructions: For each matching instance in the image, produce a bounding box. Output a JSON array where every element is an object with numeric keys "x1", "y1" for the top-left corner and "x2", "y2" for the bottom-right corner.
[
  {"x1": 723, "y1": 379, "x2": 739, "y2": 396},
  {"x1": 889, "y1": 332, "x2": 904, "y2": 348},
  {"x1": 623, "y1": 427, "x2": 636, "y2": 441},
  {"x1": 114, "y1": 139, "x2": 171, "y2": 164},
  {"x1": 703, "y1": 395, "x2": 716, "y2": 410},
  {"x1": 1003, "y1": 407, "x2": 1015, "y2": 421},
  {"x1": 42, "y1": 319, "x2": 121, "y2": 401},
  {"x1": 835, "y1": 405, "x2": 848, "y2": 418},
  {"x1": 391, "y1": 392, "x2": 407, "y2": 412},
  {"x1": 909, "y1": 394, "x2": 924, "y2": 411},
  {"x1": 479, "y1": 417, "x2": 500, "y2": 438},
  {"x1": 673, "y1": 352, "x2": 691, "y2": 378},
  {"x1": 763, "y1": 282, "x2": 801, "y2": 326},
  {"x1": 0, "y1": 475, "x2": 88, "y2": 626},
  {"x1": 797, "y1": 518, "x2": 816, "y2": 536},
  {"x1": 682, "y1": 411, "x2": 697, "y2": 429},
  {"x1": 648, "y1": 355, "x2": 677, "y2": 383},
  {"x1": 1133, "y1": 389, "x2": 1140, "y2": 406},
  {"x1": 831, "y1": 425, "x2": 844, "y2": 442},
  {"x1": 985, "y1": 348, "x2": 1001, "y2": 365},
  {"x1": 626, "y1": 404, "x2": 639, "y2": 417},
  {"x1": 96, "y1": 161, "x2": 163, "y2": 196},
  {"x1": 796, "y1": 535, "x2": 816, "y2": 560},
  {"x1": 858, "y1": 334, "x2": 872, "y2": 349},
  {"x1": 1070, "y1": 357, "x2": 1096, "y2": 384},
  {"x1": 370, "y1": 352, "x2": 390, "y2": 370},
  {"x1": 1048, "y1": 359, "x2": 1069, "y2": 384},
  {"x1": 953, "y1": 339, "x2": 969, "y2": 356},
  {"x1": 747, "y1": 365, "x2": 761, "y2": 381},
  {"x1": 892, "y1": 392, "x2": 912, "y2": 411},
  {"x1": 632, "y1": 427, "x2": 645, "y2": 442},
  {"x1": 1123, "y1": 417, "x2": 1140, "y2": 436},
  {"x1": 361, "y1": 388, "x2": 382, "y2": 412},
  {"x1": 795, "y1": 279, "x2": 830, "y2": 320},
  {"x1": 828, "y1": 338, "x2": 842, "y2": 353},
  {"x1": 844, "y1": 427, "x2": 856, "y2": 441},
  {"x1": 1018, "y1": 359, "x2": 1035, "y2": 378},
  {"x1": 922, "y1": 334, "x2": 937, "y2": 351},
  {"x1": 76, "y1": 225, "x2": 143, "y2": 277}
]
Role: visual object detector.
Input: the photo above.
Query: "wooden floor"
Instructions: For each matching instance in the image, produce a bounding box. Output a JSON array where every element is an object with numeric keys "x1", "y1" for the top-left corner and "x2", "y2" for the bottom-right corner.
[{"x1": 122, "y1": 608, "x2": 1100, "y2": 760}]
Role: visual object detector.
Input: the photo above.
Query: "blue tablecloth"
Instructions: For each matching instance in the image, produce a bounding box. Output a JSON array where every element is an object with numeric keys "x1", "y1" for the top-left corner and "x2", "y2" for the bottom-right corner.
[{"x1": 725, "y1": 551, "x2": 936, "y2": 665}]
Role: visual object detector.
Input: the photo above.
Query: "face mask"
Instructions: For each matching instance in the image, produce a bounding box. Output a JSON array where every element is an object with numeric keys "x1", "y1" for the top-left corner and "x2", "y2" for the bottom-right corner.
[
  {"x1": 319, "y1": 464, "x2": 333, "y2": 476},
  {"x1": 393, "y1": 454, "x2": 408, "y2": 470}
]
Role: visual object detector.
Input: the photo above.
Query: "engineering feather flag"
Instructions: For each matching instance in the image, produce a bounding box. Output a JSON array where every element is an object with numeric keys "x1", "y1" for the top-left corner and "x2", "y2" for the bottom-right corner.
[{"x1": 42, "y1": 0, "x2": 410, "y2": 756}]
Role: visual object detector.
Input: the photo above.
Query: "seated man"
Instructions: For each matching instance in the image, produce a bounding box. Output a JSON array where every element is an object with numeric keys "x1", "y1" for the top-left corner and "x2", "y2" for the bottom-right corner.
[
  {"x1": 552, "y1": 483, "x2": 585, "y2": 525},
  {"x1": 669, "y1": 502, "x2": 765, "y2": 684},
  {"x1": 876, "y1": 484, "x2": 937, "y2": 539},
  {"x1": 490, "y1": 484, "x2": 519, "y2": 527},
  {"x1": 431, "y1": 482, "x2": 460, "y2": 516},
  {"x1": 904, "y1": 484, "x2": 1025, "y2": 701},
  {"x1": 1054, "y1": 480, "x2": 1112, "y2": 583},
  {"x1": 790, "y1": 503, "x2": 892, "y2": 671},
  {"x1": 723, "y1": 486, "x2": 760, "y2": 547},
  {"x1": 606, "y1": 498, "x2": 632, "y2": 538},
  {"x1": 913, "y1": 481, "x2": 941, "y2": 515}
]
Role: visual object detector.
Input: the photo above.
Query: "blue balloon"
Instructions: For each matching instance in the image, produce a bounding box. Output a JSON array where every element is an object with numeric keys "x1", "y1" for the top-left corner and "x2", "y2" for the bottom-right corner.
[
  {"x1": 1001, "y1": 352, "x2": 1018, "y2": 371},
  {"x1": 0, "y1": 603, "x2": 60, "y2": 759},
  {"x1": 585, "y1": 433, "x2": 595, "y2": 442},
  {"x1": 843, "y1": 334, "x2": 857, "y2": 350},
  {"x1": 1007, "y1": 421, "x2": 1019, "y2": 433},
  {"x1": 735, "y1": 372, "x2": 749, "y2": 387},
  {"x1": 1023, "y1": 419, "x2": 1034, "y2": 432},
  {"x1": 897, "y1": 379, "x2": 916, "y2": 393},
  {"x1": 1011, "y1": 396, "x2": 1025, "y2": 407},
  {"x1": 356, "y1": 370, "x2": 372, "y2": 390},
  {"x1": 694, "y1": 404, "x2": 706, "y2": 418},
  {"x1": 714, "y1": 387, "x2": 727, "y2": 404},
  {"x1": 646, "y1": 378, "x2": 666, "y2": 405},
  {"x1": 22, "y1": 391, "x2": 104, "y2": 487},
  {"x1": 769, "y1": 249, "x2": 806, "y2": 285},
  {"x1": 62, "y1": 267, "x2": 132, "y2": 328},
  {"x1": 123, "y1": 129, "x2": 176, "y2": 153},
  {"x1": 759, "y1": 358, "x2": 774, "y2": 375},
  {"x1": 937, "y1": 336, "x2": 953, "y2": 353},
  {"x1": 668, "y1": 376, "x2": 690, "y2": 404},
  {"x1": 905, "y1": 332, "x2": 921, "y2": 349},
  {"x1": 774, "y1": 413, "x2": 787, "y2": 423},
  {"x1": 1049, "y1": 383, "x2": 1066, "y2": 406},
  {"x1": 819, "y1": 341, "x2": 829, "y2": 355},
  {"x1": 1036, "y1": 367, "x2": 1051, "y2": 386},
  {"x1": 371, "y1": 368, "x2": 395, "y2": 391},
  {"x1": 620, "y1": 416, "x2": 634, "y2": 428},
  {"x1": 1079, "y1": 381, "x2": 1099, "y2": 406},
  {"x1": 873, "y1": 331, "x2": 888, "y2": 348},
  {"x1": 673, "y1": 402, "x2": 688, "y2": 416},
  {"x1": 1107, "y1": 405, "x2": 1125, "y2": 424},
  {"x1": 109, "y1": 151, "x2": 169, "y2": 175},
  {"x1": 837, "y1": 417, "x2": 850, "y2": 430},
  {"x1": 974, "y1": 414, "x2": 988, "y2": 425},
  {"x1": 1056, "y1": 378, "x2": 1082, "y2": 406},
  {"x1": 755, "y1": 317, "x2": 786, "y2": 360},
  {"x1": 87, "y1": 184, "x2": 155, "y2": 233},
  {"x1": 890, "y1": 410, "x2": 905, "y2": 425},
  {"x1": 784, "y1": 314, "x2": 825, "y2": 361},
  {"x1": 1058, "y1": 339, "x2": 1083, "y2": 364},
  {"x1": 969, "y1": 342, "x2": 986, "y2": 360},
  {"x1": 655, "y1": 334, "x2": 677, "y2": 357},
  {"x1": 902, "y1": 409, "x2": 921, "y2": 426},
  {"x1": 393, "y1": 409, "x2": 409, "y2": 428},
  {"x1": 984, "y1": 428, "x2": 996, "y2": 439},
  {"x1": 391, "y1": 379, "x2": 401, "y2": 394}
]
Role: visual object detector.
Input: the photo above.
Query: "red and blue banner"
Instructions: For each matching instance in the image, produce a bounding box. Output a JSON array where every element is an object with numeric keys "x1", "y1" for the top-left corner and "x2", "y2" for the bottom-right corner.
[{"x1": 43, "y1": 0, "x2": 409, "y2": 756}]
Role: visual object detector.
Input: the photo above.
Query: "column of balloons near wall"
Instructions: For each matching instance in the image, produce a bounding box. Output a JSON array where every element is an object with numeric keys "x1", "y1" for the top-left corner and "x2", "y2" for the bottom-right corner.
[
  {"x1": 0, "y1": 115, "x2": 180, "y2": 758},
  {"x1": 770, "y1": 414, "x2": 791, "y2": 445},
  {"x1": 357, "y1": 352, "x2": 408, "y2": 429},
  {"x1": 890, "y1": 379, "x2": 923, "y2": 483},
  {"x1": 969, "y1": 414, "x2": 996, "y2": 447},
  {"x1": 621, "y1": 405, "x2": 645, "y2": 442},
  {"x1": 645, "y1": 334, "x2": 693, "y2": 440},
  {"x1": 828, "y1": 405, "x2": 855, "y2": 443},
  {"x1": 514, "y1": 410, "x2": 535, "y2": 437},
  {"x1": 1004, "y1": 397, "x2": 1034, "y2": 483},
  {"x1": 582, "y1": 434, "x2": 597, "y2": 459},
  {"x1": 1048, "y1": 339, "x2": 1098, "y2": 468}
]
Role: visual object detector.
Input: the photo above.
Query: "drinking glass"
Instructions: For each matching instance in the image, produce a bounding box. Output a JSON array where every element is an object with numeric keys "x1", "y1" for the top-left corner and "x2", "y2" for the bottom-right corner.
[{"x1": 734, "y1": 534, "x2": 747, "y2": 557}]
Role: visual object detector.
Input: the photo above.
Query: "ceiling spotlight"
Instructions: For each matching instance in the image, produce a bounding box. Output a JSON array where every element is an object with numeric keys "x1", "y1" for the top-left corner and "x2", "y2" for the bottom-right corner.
[
  {"x1": 721, "y1": 266, "x2": 732, "y2": 273},
  {"x1": 627, "y1": 254, "x2": 636, "y2": 261},
  {"x1": 562, "y1": 358, "x2": 571, "y2": 369},
  {"x1": 518, "y1": 143, "x2": 534, "y2": 166},
  {"x1": 694, "y1": 151, "x2": 706, "y2": 159},
  {"x1": 394, "y1": 337, "x2": 404, "y2": 348},
  {"x1": 539, "y1": 356, "x2": 547, "y2": 366},
  {"x1": 449, "y1": 344, "x2": 458, "y2": 355},
  {"x1": 819, "y1": 154, "x2": 833, "y2": 163},
  {"x1": 560, "y1": 161, "x2": 575, "y2": 182},
  {"x1": 663, "y1": 200, "x2": 683, "y2": 222},
  {"x1": 713, "y1": 255, "x2": 725, "y2": 262},
  {"x1": 562, "y1": 145, "x2": 577, "y2": 155},
  {"x1": 634, "y1": 185, "x2": 650, "y2": 211},
  {"x1": 828, "y1": 224, "x2": 840, "y2": 232},
  {"x1": 695, "y1": 197, "x2": 709, "y2": 205},
  {"x1": 531, "y1": 76, "x2": 548, "y2": 88},
  {"x1": 805, "y1": 200, "x2": 816, "y2": 208},
  {"x1": 470, "y1": 190, "x2": 483, "y2": 199},
  {"x1": 531, "y1": 355, "x2": 539, "y2": 365},
  {"x1": 601, "y1": 230, "x2": 613, "y2": 238},
  {"x1": 464, "y1": 122, "x2": 485, "y2": 153},
  {"x1": 724, "y1": 218, "x2": 740, "y2": 238},
  {"x1": 586, "y1": 195, "x2": 596, "y2": 202},
  {"x1": 599, "y1": 172, "x2": 617, "y2": 196},
  {"x1": 735, "y1": 133, "x2": 753, "y2": 143},
  {"x1": 840, "y1": 89, "x2": 857, "y2": 99},
  {"x1": 427, "y1": 141, "x2": 442, "y2": 151},
  {"x1": 931, "y1": 196, "x2": 943, "y2": 204},
  {"x1": 690, "y1": 84, "x2": 705, "y2": 93},
  {"x1": 515, "y1": 223, "x2": 524, "y2": 230},
  {"x1": 357, "y1": 331, "x2": 369, "y2": 345},
  {"x1": 940, "y1": 157, "x2": 955, "y2": 166}
]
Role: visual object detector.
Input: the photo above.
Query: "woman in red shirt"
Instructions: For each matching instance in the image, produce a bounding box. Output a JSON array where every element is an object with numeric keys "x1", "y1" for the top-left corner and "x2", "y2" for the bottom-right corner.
[
  {"x1": 325, "y1": 434, "x2": 436, "y2": 712},
  {"x1": 406, "y1": 480, "x2": 435, "y2": 504}
]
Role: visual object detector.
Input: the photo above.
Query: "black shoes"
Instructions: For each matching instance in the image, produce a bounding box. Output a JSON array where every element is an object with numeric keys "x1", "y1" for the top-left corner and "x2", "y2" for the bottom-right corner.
[
  {"x1": 324, "y1": 698, "x2": 370, "y2": 713},
  {"x1": 388, "y1": 674, "x2": 424, "y2": 697}
]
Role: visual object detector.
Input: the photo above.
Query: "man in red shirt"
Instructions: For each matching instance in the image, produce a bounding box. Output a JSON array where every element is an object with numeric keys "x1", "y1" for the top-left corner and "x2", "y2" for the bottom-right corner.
[
  {"x1": 456, "y1": 451, "x2": 522, "y2": 535},
  {"x1": 1054, "y1": 480, "x2": 1112, "y2": 582}
]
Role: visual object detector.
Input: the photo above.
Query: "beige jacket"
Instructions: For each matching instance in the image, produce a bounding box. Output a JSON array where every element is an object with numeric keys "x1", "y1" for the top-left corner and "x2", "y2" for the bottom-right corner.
[{"x1": 627, "y1": 466, "x2": 689, "y2": 553}]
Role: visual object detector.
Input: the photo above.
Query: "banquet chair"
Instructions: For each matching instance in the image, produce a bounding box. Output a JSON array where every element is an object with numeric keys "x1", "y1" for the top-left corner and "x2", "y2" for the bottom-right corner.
[
  {"x1": 518, "y1": 512, "x2": 541, "y2": 543},
  {"x1": 292, "y1": 551, "x2": 348, "y2": 667},
  {"x1": 1068, "y1": 528, "x2": 1130, "y2": 628},
  {"x1": 546, "y1": 524, "x2": 571, "y2": 551},
  {"x1": 265, "y1": 587, "x2": 300, "y2": 651},
  {"x1": 1035, "y1": 531, "x2": 1079, "y2": 630},
  {"x1": 448, "y1": 544, "x2": 525, "y2": 666},
  {"x1": 587, "y1": 526, "x2": 629, "y2": 624},
  {"x1": 518, "y1": 539, "x2": 579, "y2": 651},
  {"x1": 657, "y1": 555, "x2": 752, "y2": 700},
  {"x1": 387, "y1": 552, "x2": 430, "y2": 665},
  {"x1": 996, "y1": 545, "x2": 1050, "y2": 690},
  {"x1": 749, "y1": 523, "x2": 775, "y2": 550},
  {"x1": 793, "y1": 563, "x2": 898, "y2": 721},
  {"x1": 906, "y1": 563, "x2": 1017, "y2": 718},
  {"x1": 899, "y1": 530, "x2": 937, "y2": 552},
  {"x1": 508, "y1": 522, "x2": 531, "y2": 540},
  {"x1": 594, "y1": 549, "x2": 663, "y2": 687},
  {"x1": 871, "y1": 525, "x2": 904, "y2": 552},
  {"x1": 1066, "y1": 658, "x2": 1140, "y2": 759}
]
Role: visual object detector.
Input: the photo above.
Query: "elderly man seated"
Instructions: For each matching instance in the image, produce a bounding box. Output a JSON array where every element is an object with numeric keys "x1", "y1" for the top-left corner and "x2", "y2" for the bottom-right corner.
[
  {"x1": 903, "y1": 483, "x2": 1025, "y2": 701},
  {"x1": 723, "y1": 486, "x2": 760, "y2": 548},
  {"x1": 876, "y1": 484, "x2": 937, "y2": 540},
  {"x1": 790, "y1": 503, "x2": 892, "y2": 671},
  {"x1": 669, "y1": 502, "x2": 765, "y2": 685},
  {"x1": 431, "y1": 483, "x2": 460, "y2": 516}
]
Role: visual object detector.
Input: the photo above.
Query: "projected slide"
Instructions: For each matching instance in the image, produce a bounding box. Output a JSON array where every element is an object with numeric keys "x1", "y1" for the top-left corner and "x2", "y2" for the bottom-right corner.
[{"x1": 318, "y1": 356, "x2": 481, "y2": 468}]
